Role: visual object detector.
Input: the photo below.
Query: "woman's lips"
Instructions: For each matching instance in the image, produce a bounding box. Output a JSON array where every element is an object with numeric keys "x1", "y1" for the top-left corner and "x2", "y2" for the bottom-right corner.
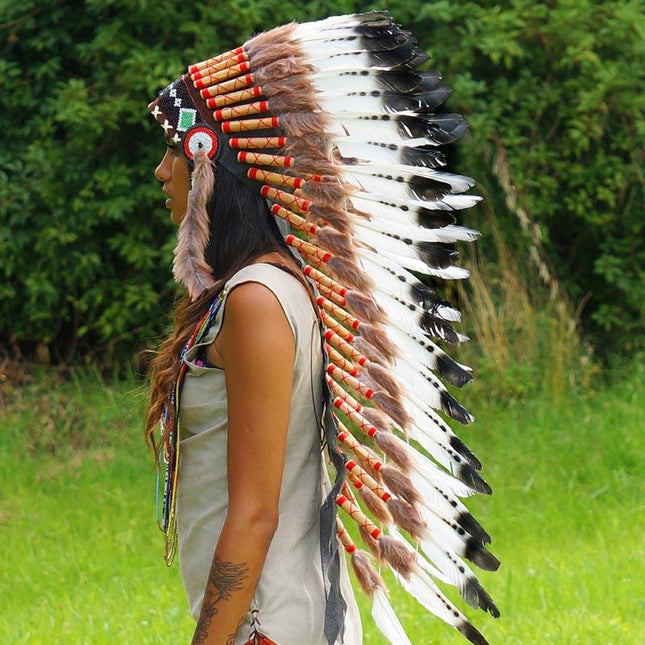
[{"x1": 165, "y1": 197, "x2": 172, "y2": 208}]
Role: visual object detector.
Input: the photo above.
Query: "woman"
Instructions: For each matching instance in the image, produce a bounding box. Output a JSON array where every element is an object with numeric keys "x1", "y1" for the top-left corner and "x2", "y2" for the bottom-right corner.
[
  {"x1": 148, "y1": 147, "x2": 361, "y2": 644},
  {"x1": 146, "y1": 11, "x2": 498, "y2": 645}
]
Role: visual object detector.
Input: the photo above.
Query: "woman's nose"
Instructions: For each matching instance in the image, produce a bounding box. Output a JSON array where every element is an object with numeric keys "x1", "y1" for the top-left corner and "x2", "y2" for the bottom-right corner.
[{"x1": 154, "y1": 149, "x2": 173, "y2": 182}]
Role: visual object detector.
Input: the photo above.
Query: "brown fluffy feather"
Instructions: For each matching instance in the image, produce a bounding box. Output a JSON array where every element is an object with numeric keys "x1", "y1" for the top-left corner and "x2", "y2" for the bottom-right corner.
[
  {"x1": 314, "y1": 226, "x2": 354, "y2": 256},
  {"x1": 345, "y1": 293, "x2": 385, "y2": 325},
  {"x1": 307, "y1": 204, "x2": 351, "y2": 233},
  {"x1": 375, "y1": 431, "x2": 414, "y2": 472},
  {"x1": 172, "y1": 151, "x2": 216, "y2": 300},
  {"x1": 355, "y1": 337, "x2": 389, "y2": 365},
  {"x1": 371, "y1": 390, "x2": 411, "y2": 430},
  {"x1": 378, "y1": 535, "x2": 417, "y2": 580},
  {"x1": 350, "y1": 550, "x2": 386, "y2": 597},
  {"x1": 281, "y1": 112, "x2": 329, "y2": 137},
  {"x1": 245, "y1": 23, "x2": 295, "y2": 58},
  {"x1": 365, "y1": 362, "x2": 403, "y2": 398},
  {"x1": 253, "y1": 57, "x2": 310, "y2": 86},
  {"x1": 358, "y1": 323, "x2": 399, "y2": 360},
  {"x1": 328, "y1": 256, "x2": 373, "y2": 291},
  {"x1": 381, "y1": 465, "x2": 421, "y2": 506},
  {"x1": 359, "y1": 524, "x2": 381, "y2": 558},
  {"x1": 302, "y1": 178, "x2": 349, "y2": 204},
  {"x1": 356, "y1": 481, "x2": 393, "y2": 524},
  {"x1": 388, "y1": 497, "x2": 428, "y2": 540}
]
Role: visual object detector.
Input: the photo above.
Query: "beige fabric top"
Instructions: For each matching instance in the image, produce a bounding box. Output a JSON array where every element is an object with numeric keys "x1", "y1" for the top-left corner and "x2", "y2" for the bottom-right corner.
[{"x1": 177, "y1": 263, "x2": 362, "y2": 645}]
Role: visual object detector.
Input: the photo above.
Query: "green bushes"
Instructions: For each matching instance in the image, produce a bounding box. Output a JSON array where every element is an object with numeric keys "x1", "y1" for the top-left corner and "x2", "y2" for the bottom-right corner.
[{"x1": 1, "y1": 0, "x2": 642, "y2": 364}]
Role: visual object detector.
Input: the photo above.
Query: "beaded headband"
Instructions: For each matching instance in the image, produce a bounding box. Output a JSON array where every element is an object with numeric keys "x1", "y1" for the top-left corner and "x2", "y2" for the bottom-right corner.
[{"x1": 149, "y1": 11, "x2": 499, "y2": 645}]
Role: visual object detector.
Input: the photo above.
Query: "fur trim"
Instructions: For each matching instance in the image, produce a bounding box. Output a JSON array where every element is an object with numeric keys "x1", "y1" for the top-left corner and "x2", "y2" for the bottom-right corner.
[
  {"x1": 356, "y1": 481, "x2": 393, "y2": 524},
  {"x1": 351, "y1": 550, "x2": 385, "y2": 597},
  {"x1": 245, "y1": 23, "x2": 297, "y2": 61},
  {"x1": 375, "y1": 430, "x2": 414, "y2": 472},
  {"x1": 172, "y1": 151, "x2": 216, "y2": 300},
  {"x1": 388, "y1": 497, "x2": 427, "y2": 540},
  {"x1": 381, "y1": 465, "x2": 420, "y2": 506},
  {"x1": 378, "y1": 535, "x2": 416, "y2": 580}
]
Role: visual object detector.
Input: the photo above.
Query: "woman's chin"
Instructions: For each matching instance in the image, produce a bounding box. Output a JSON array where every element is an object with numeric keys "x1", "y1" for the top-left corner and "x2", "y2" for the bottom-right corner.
[{"x1": 171, "y1": 208, "x2": 186, "y2": 225}]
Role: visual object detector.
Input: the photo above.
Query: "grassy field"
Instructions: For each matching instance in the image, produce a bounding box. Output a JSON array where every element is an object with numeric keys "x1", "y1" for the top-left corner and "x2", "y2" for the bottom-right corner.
[{"x1": 1, "y1": 365, "x2": 643, "y2": 645}]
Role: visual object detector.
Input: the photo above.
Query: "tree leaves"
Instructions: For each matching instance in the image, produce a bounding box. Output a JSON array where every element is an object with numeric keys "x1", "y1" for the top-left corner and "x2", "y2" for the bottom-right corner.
[{"x1": 0, "y1": 0, "x2": 642, "y2": 363}]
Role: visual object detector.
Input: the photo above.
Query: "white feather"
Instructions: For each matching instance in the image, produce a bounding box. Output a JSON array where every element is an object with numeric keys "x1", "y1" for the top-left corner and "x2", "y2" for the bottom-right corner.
[
  {"x1": 308, "y1": 51, "x2": 386, "y2": 73},
  {"x1": 359, "y1": 249, "x2": 462, "y2": 321},
  {"x1": 330, "y1": 114, "x2": 447, "y2": 145},
  {"x1": 355, "y1": 233, "x2": 469, "y2": 280},
  {"x1": 388, "y1": 526, "x2": 450, "y2": 583},
  {"x1": 406, "y1": 422, "x2": 467, "y2": 474},
  {"x1": 312, "y1": 72, "x2": 396, "y2": 94},
  {"x1": 346, "y1": 163, "x2": 475, "y2": 193},
  {"x1": 418, "y1": 532, "x2": 482, "y2": 606},
  {"x1": 371, "y1": 589, "x2": 413, "y2": 645},
  {"x1": 384, "y1": 324, "x2": 471, "y2": 374},
  {"x1": 442, "y1": 194, "x2": 483, "y2": 209},
  {"x1": 404, "y1": 399, "x2": 470, "y2": 464},
  {"x1": 319, "y1": 93, "x2": 411, "y2": 114},
  {"x1": 370, "y1": 285, "x2": 460, "y2": 344},
  {"x1": 411, "y1": 449, "x2": 477, "y2": 499},
  {"x1": 350, "y1": 190, "x2": 479, "y2": 215},
  {"x1": 393, "y1": 568, "x2": 466, "y2": 629},
  {"x1": 295, "y1": 13, "x2": 386, "y2": 36},
  {"x1": 332, "y1": 139, "x2": 446, "y2": 167},
  {"x1": 352, "y1": 214, "x2": 479, "y2": 246}
]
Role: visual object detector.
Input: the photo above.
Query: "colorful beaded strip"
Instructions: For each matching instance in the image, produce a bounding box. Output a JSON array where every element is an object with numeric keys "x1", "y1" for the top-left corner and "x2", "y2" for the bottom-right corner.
[{"x1": 157, "y1": 290, "x2": 227, "y2": 565}]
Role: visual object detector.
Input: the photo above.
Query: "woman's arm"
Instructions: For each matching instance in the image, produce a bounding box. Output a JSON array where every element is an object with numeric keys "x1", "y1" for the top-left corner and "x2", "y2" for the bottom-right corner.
[{"x1": 191, "y1": 282, "x2": 295, "y2": 645}]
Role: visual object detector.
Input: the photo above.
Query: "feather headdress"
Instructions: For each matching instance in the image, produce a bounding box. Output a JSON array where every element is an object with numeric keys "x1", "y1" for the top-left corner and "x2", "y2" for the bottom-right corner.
[{"x1": 149, "y1": 11, "x2": 499, "y2": 645}]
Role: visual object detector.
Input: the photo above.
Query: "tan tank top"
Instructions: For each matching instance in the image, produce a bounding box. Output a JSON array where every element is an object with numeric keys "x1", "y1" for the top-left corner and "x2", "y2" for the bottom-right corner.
[{"x1": 177, "y1": 263, "x2": 362, "y2": 645}]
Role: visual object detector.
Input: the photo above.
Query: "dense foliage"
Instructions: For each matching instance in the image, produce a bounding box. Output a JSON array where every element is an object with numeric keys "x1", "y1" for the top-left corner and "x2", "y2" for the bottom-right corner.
[{"x1": 1, "y1": 0, "x2": 642, "y2": 363}]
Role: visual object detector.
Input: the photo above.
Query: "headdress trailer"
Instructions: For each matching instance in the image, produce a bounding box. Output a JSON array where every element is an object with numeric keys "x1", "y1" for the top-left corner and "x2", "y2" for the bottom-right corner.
[{"x1": 149, "y1": 11, "x2": 499, "y2": 645}]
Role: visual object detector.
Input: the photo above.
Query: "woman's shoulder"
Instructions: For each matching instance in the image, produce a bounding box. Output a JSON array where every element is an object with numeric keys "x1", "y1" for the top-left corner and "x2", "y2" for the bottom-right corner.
[
  {"x1": 224, "y1": 262, "x2": 317, "y2": 338},
  {"x1": 226, "y1": 263, "x2": 309, "y2": 303}
]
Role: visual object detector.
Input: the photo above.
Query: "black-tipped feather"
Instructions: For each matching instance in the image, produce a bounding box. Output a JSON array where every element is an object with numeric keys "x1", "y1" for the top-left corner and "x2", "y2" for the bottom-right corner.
[
  {"x1": 355, "y1": 24, "x2": 408, "y2": 39},
  {"x1": 366, "y1": 37, "x2": 420, "y2": 68},
  {"x1": 372, "y1": 173, "x2": 454, "y2": 201},
  {"x1": 338, "y1": 70, "x2": 426, "y2": 93},
  {"x1": 410, "y1": 282, "x2": 456, "y2": 311},
  {"x1": 397, "y1": 114, "x2": 468, "y2": 143},
  {"x1": 335, "y1": 142, "x2": 447, "y2": 169},
  {"x1": 457, "y1": 512, "x2": 491, "y2": 546},
  {"x1": 458, "y1": 464, "x2": 492, "y2": 495},
  {"x1": 356, "y1": 33, "x2": 410, "y2": 51},
  {"x1": 399, "y1": 146, "x2": 447, "y2": 168},
  {"x1": 416, "y1": 70, "x2": 443, "y2": 91},
  {"x1": 464, "y1": 538, "x2": 500, "y2": 572},
  {"x1": 370, "y1": 87, "x2": 451, "y2": 113},
  {"x1": 415, "y1": 241, "x2": 459, "y2": 268},
  {"x1": 449, "y1": 436, "x2": 481, "y2": 470},
  {"x1": 439, "y1": 390, "x2": 475, "y2": 425},
  {"x1": 435, "y1": 354, "x2": 473, "y2": 388},
  {"x1": 405, "y1": 49, "x2": 431, "y2": 68},
  {"x1": 458, "y1": 620, "x2": 490, "y2": 645},
  {"x1": 419, "y1": 312, "x2": 461, "y2": 345},
  {"x1": 464, "y1": 578, "x2": 500, "y2": 617},
  {"x1": 415, "y1": 206, "x2": 455, "y2": 227}
]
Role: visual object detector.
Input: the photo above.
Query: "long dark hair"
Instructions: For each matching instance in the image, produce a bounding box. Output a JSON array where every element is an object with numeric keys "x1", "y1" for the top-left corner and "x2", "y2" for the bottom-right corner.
[{"x1": 145, "y1": 163, "x2": 304, "y2": 450}]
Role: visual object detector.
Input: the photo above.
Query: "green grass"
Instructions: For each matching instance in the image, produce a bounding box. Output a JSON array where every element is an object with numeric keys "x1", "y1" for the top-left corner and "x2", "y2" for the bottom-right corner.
[{"x1": 1, "y1": 366, "x2": 643, "y2": 644}]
